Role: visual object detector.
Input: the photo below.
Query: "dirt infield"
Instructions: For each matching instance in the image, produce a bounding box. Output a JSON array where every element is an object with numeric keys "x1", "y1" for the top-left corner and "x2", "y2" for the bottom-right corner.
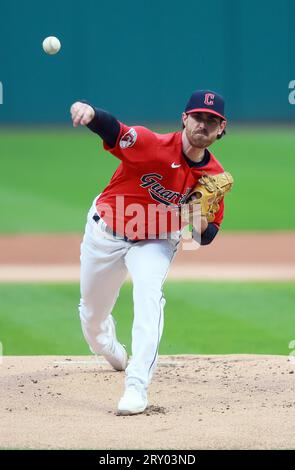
[
  {"x1": 1, "y1": 355, "x2": 295, "y2": 450},
  {"x1": 0, "y1": 232, "x2": 295, "y2": 281}
]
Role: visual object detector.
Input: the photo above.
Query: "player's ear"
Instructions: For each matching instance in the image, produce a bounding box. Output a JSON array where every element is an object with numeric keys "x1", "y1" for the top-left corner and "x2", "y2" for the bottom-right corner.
[
  {"x1": 217, "y1": 119, "x2": 227, "y2": 139},
  {"x1": 218, "y1": 119, "x2": 227, "y2": 135},
  {"x1": 182, "y1": 112, "x2": 188, "y2": 128}
]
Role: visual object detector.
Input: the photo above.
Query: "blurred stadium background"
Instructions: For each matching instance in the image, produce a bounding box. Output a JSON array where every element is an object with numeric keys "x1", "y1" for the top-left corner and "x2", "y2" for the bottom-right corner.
[{"x1": 0, "y1": 0, "x2": 294, "y2": 357}]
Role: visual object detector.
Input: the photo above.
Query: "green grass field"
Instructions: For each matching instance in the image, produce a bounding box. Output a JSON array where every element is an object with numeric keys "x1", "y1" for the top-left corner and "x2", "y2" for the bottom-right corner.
[
  {"x1": 1, "y1": 126, "x2": 295, "y2": 232},
  {"x1": 1, "y1": 281, "x2": 294, "y2": 356},
  {"x1": 1, "y1": 127, "x2": 294, "y2": 357}
]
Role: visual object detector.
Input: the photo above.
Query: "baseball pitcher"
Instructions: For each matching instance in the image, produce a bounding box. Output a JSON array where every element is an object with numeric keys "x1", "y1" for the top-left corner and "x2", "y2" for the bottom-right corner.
[{"x1": 70, "y1": 90, "x2": 233, "y2": 415}]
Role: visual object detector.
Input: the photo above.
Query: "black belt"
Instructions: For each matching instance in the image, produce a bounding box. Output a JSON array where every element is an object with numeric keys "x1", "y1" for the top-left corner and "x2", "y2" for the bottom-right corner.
[{"x1": 92, "y1": 214, "x2": 140, "y2": 243}]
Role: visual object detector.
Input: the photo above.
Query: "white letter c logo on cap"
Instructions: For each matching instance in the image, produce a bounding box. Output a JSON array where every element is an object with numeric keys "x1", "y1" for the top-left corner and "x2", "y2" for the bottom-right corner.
[{"x1": 204, "y1": 93, "x2": 215, "y2": 105}]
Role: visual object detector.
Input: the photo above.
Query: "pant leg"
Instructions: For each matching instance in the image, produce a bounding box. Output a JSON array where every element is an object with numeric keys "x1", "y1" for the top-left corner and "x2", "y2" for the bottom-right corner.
[
  {"x1": 124, "y1": 237, "x2": 180, "y2": 389},
  {"x1": 79, "y1": 204, "x2": 128, "y2": 354}
]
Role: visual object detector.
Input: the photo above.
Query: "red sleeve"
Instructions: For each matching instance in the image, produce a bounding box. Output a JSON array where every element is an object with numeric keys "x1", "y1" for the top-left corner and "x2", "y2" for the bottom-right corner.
[
  {"x1": 212, "y1": 197, "x2": 224, "y2": 228},
  {"x1": 103, "y1": 122, "x2": 157, "y2": 164}
]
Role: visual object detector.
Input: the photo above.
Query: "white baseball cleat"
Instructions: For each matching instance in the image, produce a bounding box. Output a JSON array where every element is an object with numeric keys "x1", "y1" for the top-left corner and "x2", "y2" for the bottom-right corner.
[
  {"x1": 101, "y1": 341, "x2": 128, "y2": 371},
  {"x1": 117, "y1": 385, "x2": 148, "y2": 415},
  {"x1": 99, "y1": 315, "x2": 128, "y2": 371}
]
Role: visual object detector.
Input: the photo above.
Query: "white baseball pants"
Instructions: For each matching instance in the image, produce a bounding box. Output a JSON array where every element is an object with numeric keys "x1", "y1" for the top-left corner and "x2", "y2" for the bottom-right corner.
[{"x1": 79, "y1": 196, "x2": 181, "y2": 390}]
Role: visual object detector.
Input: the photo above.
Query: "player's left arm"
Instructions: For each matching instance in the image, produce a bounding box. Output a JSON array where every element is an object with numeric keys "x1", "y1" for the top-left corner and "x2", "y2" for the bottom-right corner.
[
  {"x1": 193, "y1": 198, "x2": 224, "y2": 245},
  {"x1": 197, "y1": 222, "x2": 219, "y2": 245}
]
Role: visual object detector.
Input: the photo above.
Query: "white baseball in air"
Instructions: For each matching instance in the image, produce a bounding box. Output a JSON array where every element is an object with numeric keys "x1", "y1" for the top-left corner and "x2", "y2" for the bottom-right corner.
[{"x1": 42, "y1": 36, "x2": 61, "y2": 55}]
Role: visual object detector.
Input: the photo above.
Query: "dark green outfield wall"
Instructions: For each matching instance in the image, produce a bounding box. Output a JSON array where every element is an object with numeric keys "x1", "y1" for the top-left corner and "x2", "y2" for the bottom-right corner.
[{"x1": 0, "y1": 0, "x2": 294, "y2": 123}]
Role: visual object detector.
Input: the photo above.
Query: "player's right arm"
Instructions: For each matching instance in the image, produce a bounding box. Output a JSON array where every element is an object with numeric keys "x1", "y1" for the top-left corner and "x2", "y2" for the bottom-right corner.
[
  {"x1": 70, "y1": 101, "x2": 120, "y2": 148},
  {"x1": 70, "y1": 101, "x2": 157, "y2": 164},
  {"x1": 70, "y1": 102, "x2": 95, "y2": 127}
]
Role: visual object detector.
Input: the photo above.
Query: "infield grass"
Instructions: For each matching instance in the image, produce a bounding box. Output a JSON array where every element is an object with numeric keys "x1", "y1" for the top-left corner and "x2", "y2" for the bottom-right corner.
[
  {"x1": 0, "y1": 281, "x2": 294, "y2": 356},
  {"x1": 0, "y1": 126, "x2": 295, "y2": 232}
]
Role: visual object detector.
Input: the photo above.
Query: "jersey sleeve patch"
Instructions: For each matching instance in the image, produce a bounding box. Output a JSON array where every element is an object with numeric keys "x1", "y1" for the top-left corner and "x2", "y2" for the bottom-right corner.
[
  {"x1": 119, "y1": 128, "x2": 137, "y2": 149},
  {"x1": 104, "y1": 124, "x2": 158, "y2": 164}
]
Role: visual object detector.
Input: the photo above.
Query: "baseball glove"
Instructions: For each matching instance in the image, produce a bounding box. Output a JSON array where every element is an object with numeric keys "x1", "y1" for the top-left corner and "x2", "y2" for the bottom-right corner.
[{"x1": 186, "y1": 171, "x2": 234, "y2": 223}]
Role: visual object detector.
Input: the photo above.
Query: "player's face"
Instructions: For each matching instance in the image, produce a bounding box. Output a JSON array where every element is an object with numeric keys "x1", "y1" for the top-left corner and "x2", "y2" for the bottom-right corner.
[{"x1": 182, "y1": 112, "x2": 226, "y2": 148}]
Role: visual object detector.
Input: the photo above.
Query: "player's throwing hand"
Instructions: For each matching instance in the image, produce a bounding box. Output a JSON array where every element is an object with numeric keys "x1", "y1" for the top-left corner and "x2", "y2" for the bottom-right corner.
[{"x1": 70, "y1": 101, "x2": 95, "y2": 127}]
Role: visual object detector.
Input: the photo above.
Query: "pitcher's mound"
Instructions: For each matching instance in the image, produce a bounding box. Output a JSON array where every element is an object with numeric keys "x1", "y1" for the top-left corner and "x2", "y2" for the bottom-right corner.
[{"x1": 1, "y1": 355, "x2": 294, "y2": 449}]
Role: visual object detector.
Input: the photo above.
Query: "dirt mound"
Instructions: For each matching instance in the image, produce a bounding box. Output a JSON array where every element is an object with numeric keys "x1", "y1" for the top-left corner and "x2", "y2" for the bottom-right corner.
[{"x1": 1, "y1": 355, "x2": 295, "y2": 449}]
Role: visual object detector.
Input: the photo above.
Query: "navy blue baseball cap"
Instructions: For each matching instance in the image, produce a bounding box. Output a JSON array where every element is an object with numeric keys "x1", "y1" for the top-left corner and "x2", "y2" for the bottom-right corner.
[{"x1": 185, "y1": 90, "x2": 226, "y2": 120}]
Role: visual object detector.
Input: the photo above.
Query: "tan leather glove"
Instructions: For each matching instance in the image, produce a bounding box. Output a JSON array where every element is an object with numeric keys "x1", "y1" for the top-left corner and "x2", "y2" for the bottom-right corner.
[{"x1": 186, "y1": 171, "x2": 234, "y2": 223}]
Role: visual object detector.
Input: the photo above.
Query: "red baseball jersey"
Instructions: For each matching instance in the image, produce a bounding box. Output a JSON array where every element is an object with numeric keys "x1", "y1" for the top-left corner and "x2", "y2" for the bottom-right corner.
[{"x1": 96, "y1": 123, "x2": 225, "y2": 240}]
